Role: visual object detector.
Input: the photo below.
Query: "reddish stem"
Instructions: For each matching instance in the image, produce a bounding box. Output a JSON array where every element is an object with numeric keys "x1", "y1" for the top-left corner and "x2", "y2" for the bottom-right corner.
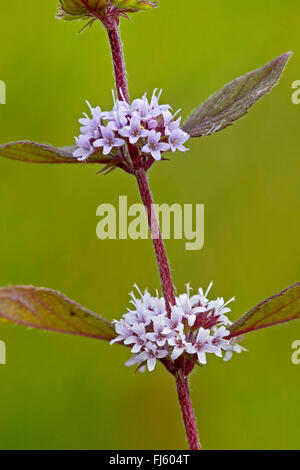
[
  {"x1": 135, "y1": 168, "x2": 176, "y2": 311},
  {"x1": 105, "y1": 20, "x2": 201, "y2": 451},
  {"x1": 176, "y1": 371, "x2": 201, "y2": 450},
  {"x1": 107, "y1": 24, "x2": 129, "y2": 102}
]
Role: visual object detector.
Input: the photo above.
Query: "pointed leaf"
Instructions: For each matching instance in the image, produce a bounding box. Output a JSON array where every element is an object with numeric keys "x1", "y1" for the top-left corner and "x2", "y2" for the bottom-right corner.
[
  {"x1": 0, "y1": 141, "x2": 106, "y2": 164},
  {"x1": 183, "y1": 52, "x2": 291, "y2": 138},
  {"x1": 0, "y1": 286, "x2": 117, "y2": 341},
  {"x1": 229, "y1": 282, "x2": 300, "y2": 338}
]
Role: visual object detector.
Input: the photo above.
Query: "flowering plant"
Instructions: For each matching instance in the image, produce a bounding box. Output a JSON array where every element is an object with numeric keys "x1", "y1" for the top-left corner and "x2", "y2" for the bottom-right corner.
[{"x1": 0, "y1": 1, "x2": 297, "y2": 450}]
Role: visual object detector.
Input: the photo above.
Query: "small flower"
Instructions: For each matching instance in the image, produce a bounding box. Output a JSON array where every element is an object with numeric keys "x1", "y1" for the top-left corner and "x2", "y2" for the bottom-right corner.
[
  {"x1": 110, "y1": 319, "x2": 132, "y2": 344},
  {"x1": 131, "y1": 95, "x2": 153, "y2": 122},
  {"x1": 119, "y1": 116, "x2": 149, "y2": 143},
  {"x1": 162, "y1": 306, "x2": 184, "y2": 334},
  {"x1": 163, "y1": 110, "x2": 181, "y2": 136},
  {"x1": 126, "y1": 342, "x2": 168, "y2": 372},
  {"x1": 149, "y1": 89, "x2": 171, "y2": 117},
  {"x1": 168, "y1": 331, "x2": 191, "y2": 361},
  {"x1": 223, "y1": 340, "x2": 247, "y2": 362},
  {"x1": 187, "y1": 327, "x2": 215, "y2": 364},
  {"x1": 176, "y1": 284, "x2": 204, "y2": 327},
  {"x1": 141, "y1": 130, "x2": 170, "y2": 160},
  {"x1": 146, "y1": 315, "x2": 171, "y2": 346},
  {"x1": 79, "y1": 101, "x2": 102, "y2": 140},
  {"x1": 124, "y1": 323, "x2": 147, "y2": 352},
  {"x1": 73, "y1": 135, "x2": 94, "y2": 161},
  {"x1": 108, "y1": 110, "x2": 128, "y2": 131},
  {"x1": 168, "y1": 129, "x2": 190, "y2": 153},
  {"x1": 210, "y1": 326, "x2": 230, "y2": 357},
  {"x1": 94, "y1": 123, "x2": 125, "y2": 155},
  {"x1": 208, "y1": 297, "x2": 235, "y2": 326}
]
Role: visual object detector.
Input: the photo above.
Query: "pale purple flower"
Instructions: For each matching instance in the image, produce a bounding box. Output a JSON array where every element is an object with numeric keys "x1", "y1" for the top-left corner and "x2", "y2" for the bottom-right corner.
[
  {"x1": 110, "y1": 319, "x2": 132, "y2": 344},
  {"x1": 187, "y1": 327, "x2": 215, "y2": 364},
  {"x1": 73, "y1": 135, "x2": 95, "y2": 161},
  {"x1": 78, "y1": 101, "x2": 102, "y2": 140},
  {"x1": 176, "y1": 285, "x2": 203, "y2": 327},
  {"x1": 149, "y1": 89, "x2": 171, "y2": 117},
  {"x1": 125, "y1": 342, "x2": 168, "y2": 372},
  {"x1": 210, "y1": 326, "x2": 230, "y2": 357},
  {"x1": 162, "y1": 306, "x2": 184, "y2": 334},
  {"x1": 125, "y1": 287, "x2": 161, "y2": 326},
  {"x1": 168, "y1": 332, "x2": 191, "y2": 361},
  {"x1": 119, "y1": 116, "x2": 149, "y2": 144},
  {"x1": 168, "y1": 129, "x2": 190, "y2": 153},
  {"x1": 163, "y1": 110, "x2": 181, "y2": 136},
  {"x1": 131, "y1": 95, "x2": 153, "y2": 122},
  {"x1": 94, "y1": 123, "x2": 125, "y2": 155},
  {"x1": 108, "y1": 110, "x2": 128, "y2": 131},
  {"x1": 146, "y1": 315, "x2": 171, "y2": 347},
  {"x1": 223, "y1": 340, "x2": 247, "y2": 362},
  {"x1": 208, "y1": 297, "x2": 235, "y2": 326},
  {"x1": 150, "y1": 295, "x2": 166, "y2": 316},
  {"x1": 124, "y1": 323, "x2": 148, "y2": 353},
  {"x1": 124, "y1": 306, "x2": 152, "y2": 327},
  {"x1": 141, "y1": 130, "x2": 170, "y2": 160},
  {"x1": 197, "y1": 282, "x2": 213, "y2": 307}
]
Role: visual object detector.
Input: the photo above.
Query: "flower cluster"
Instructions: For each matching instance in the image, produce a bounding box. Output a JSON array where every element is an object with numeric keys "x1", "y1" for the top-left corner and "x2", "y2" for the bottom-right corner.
[
  {"x1": 73, "y1": 89, "x2": 190, "y2": 162},
  {"x1": 111, "y1": 283, "x2": 246, "y2": 372}
]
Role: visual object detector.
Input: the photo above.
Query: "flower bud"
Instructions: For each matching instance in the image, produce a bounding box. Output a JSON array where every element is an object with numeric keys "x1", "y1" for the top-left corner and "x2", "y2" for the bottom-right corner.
[{"x1": 57, "y1": 0, "x2": 158, "y2": 21}]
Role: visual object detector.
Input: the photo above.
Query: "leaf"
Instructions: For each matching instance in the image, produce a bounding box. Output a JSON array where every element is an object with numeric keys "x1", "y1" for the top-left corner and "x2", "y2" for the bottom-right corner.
[
  {"x1": 183, "y1": 52, "x2": 291, "y2": 138},
  {"x1": 229, "y1": 282, "x2": 300, "y2": 338},
  {"x1": 0, "y1": 286, "x2": 117, "y2": 341},
  {"x1": 0, "y1": 141, "x2": 106, "y2": 164}
]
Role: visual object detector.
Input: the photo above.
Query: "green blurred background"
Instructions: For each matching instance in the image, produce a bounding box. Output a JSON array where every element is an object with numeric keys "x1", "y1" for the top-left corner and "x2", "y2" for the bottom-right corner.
[{"x1": 0, "y1": 0, "x2": 299, "y2": 450}]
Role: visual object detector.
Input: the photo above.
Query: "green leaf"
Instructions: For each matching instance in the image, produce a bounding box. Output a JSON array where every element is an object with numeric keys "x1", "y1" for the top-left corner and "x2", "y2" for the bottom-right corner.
[
  {"x1": 183, "y1": 52, "x2": 291, "y2": 138},
  {"x1": 0, "y1": 286, "x2": 117, "y2": 341},
  {"x1": 0, "y1": 141, "x2": 106, "y2": 164},
  {"x1": 229, "y1": 282, "x2": 300, "y2": 338}
]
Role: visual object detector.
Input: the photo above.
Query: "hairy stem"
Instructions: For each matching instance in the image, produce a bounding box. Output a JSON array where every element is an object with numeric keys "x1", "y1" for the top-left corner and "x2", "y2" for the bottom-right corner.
[
  {"x1": 106, "y1": 20, "x2": 200, "y2": 451},
  {"x1": 175, "y1": 371, "x2": 201, "y2": 450},
  {"x1": 106, "y1": 23, "x2": 175, "y2": 308},
  {"x1": 107, "y1": 23, "x2": 129, "y2": 102},
  {"x1": 135, "y1": 168, "x2": 176, "y2": 310}
]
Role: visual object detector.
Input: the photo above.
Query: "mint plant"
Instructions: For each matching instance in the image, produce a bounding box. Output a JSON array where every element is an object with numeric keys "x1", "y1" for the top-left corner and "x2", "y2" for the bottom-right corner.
[{"x1": 0, "y1": 1, "x2": 297, "y2": 450}]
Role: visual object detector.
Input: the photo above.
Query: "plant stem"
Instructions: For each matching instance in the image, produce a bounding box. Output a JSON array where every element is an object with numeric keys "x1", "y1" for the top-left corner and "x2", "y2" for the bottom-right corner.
[
  {"x1": 106, "y1": 20, "x2": 201, "y2": 451},
  {"x1": 107, "y1": 23, "x2": 129, "y2": 102},
  {"x1": 175, "y1": 371, "x2": 201, "y2": 450},
  {"x1": 106, "y1": 23, "x2": 175, "y2": 309},
  {"x1": 135, "y1": 168, "x2": 176, "y2": 310}
]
